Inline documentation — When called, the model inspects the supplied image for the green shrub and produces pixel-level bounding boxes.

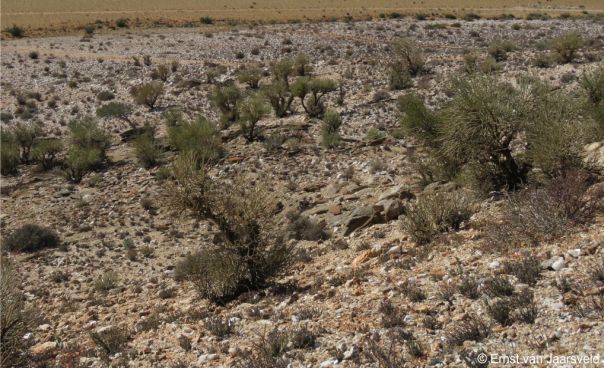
[68,117,111,157]
[162,107,184,127]
[321,110,342,148]
[5,24,24,38]
[4,224,60,252]
[167,117,223,164]
[291,77,337,118]
[402,191,474,245]
[533,52,555,68]
[581,65,604,135]
[487,40,516,61]
[97,91,115,101]
[551,31,584,63]
[397,94,441,146]
[262,81,294,117]
[238,66,263,89]
[84,24,95,35]
[132,127,160,168]
[1,131,20,175]
[64,146,103,183]
[239,93,270,141]
[271,59,294,83]
[13,122,42,163]
[364,128,386,142]
[170,156,292,303]
[463,13,481,21]
[293,53,312,76]
[1,261,38,367]
[94,271,119,292]
[479,56,501,74]
[132,82,163,109]
[200,16,213,24]
[211,84,242,124]
[388,62,413,90]
[32,138,63,170]
[151,64,170,82]
[96,102,132,125]
[116,18,129,28]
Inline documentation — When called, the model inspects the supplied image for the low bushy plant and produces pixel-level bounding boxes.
[4,224,60,252]
[1,131,20,175]
[132,82,163,109]
[291,77,337,118]
[132,126,160,168]
[64,146,103,183]
[211,84,242,124]
[238,66,263,89]
[402,190,474,245]
[32,138,63,170]
[321,110,342,148]
[397,94,440,146]
[262,81,294,117]
[167,116,223,164]
[239,93,270,141]
[551,31,584,63]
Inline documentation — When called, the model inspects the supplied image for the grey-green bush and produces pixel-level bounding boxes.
[239,93,270,141]
[167,116,223,165]
[4,224,60,252]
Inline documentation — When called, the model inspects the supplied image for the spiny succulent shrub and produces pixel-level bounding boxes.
[487,40,516,61]
[171,153,292,303]
[291,77,337,118]
[402,190,474,245]
[1,261,38,367]
[435,75,595,192]
[4,224,60,252]
[32,138,63,170]
[262,81,294,117]
[5,24,24,38]
[13,122,42,163]
[550,31,584,63]
[238,66,263,89]
[321,110,342,148]
[211,83,242,125]
[150,64,170,82]
[167,116,223,165]
[1,130,20,175]
[397,94,440,146]
[131,125,160,168]
[293,53,312,76]
[96,102,133,125]
[238,93,270,141]
[131,81,163,109]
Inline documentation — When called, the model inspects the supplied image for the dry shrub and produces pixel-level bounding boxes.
[1,261,39,367]
[171,152,292,303]
[485,170,602,249]
[402,190,475,245]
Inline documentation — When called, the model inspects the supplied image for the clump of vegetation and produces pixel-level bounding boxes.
[487,40,516,61]
[1,130,21,175]
[581,65,604,135]
[238,66,263,89]
[115,18,129,28]
[485,170,602,249]
[90,326,129,355]
[13,122,42,163]
[200,16,213,24]
[550,31,584,63]
[291,77,337,118]
[94,271,119,292]
[402,190,474,245]
[503,255,542,286]
[64,117,110,182]
[171,154,292,303]
[238,93,270,141]
[5,24,24,38]
[32,138,63,170]
[211,83,242,125]
[131,82,163,110]
[131,125,160,168]
[446,316,490,347]
[321,110,342,148]
[397,94,440,146]
[293,53,313,76]
[1,261,38,367]
[96,102,133,126]
[150,64,170,82]
[263,80,294,117]
[387,38,424,89]
[285,210,329,241]
[97,91,115,101]
[167,116,224,165]
[4,224,60,252]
